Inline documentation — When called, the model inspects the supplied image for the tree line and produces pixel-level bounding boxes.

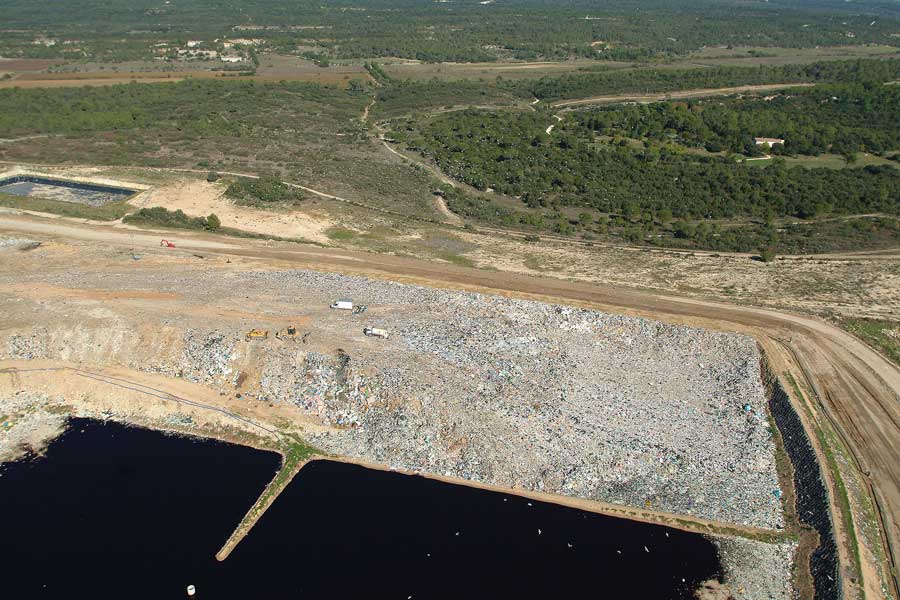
[524,58,900,101]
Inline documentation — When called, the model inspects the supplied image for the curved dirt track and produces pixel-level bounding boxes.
[2,214,900,594]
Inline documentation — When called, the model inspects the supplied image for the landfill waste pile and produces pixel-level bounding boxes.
[180,329,239,384]
[246,270,784,530]
[0,390,67,463]
[0,236,40,252]
[0,266,784,529]
[714,537,797,600]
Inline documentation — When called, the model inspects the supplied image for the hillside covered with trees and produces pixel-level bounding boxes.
[386,56,900,253]
[578,82,900,157]
[395,106,899,221]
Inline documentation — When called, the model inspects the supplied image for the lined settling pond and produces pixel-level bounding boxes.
[0,419,723,598]
[0,176,135,206]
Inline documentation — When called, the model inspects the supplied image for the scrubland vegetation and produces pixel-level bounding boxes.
[384,58,900,254]
[844,319,900,366]
[0,0,898,257]
[0,79,442,220]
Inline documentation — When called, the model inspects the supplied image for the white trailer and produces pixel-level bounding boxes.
[330,300,354,310]
[363,327,389,339]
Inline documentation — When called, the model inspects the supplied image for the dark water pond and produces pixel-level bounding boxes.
[0,418,722,598]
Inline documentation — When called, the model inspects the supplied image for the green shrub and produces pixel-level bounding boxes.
[123,206,209,230]
[326,227,356,241]
[226,176,303,208]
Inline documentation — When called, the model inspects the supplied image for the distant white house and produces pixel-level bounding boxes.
[754,137,785,147]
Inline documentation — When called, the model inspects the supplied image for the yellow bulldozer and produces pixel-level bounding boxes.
[245,329,269,342]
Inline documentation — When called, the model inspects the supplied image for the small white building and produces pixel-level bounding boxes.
[754,137,785,147]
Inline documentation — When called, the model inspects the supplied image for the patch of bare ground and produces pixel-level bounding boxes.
[432,194,463,226]
[0,58,64,72]
[460,232,900,321]
[130,178,334,244]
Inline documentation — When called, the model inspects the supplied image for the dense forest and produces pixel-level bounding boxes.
[393,107,899,222]
[2,0,900,63]
[577,82,900,156]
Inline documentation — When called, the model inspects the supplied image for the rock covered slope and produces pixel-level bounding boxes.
[250,271,783,530]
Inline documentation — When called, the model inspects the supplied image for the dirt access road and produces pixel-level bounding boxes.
[552,82,816,108]
[2,213,900,595]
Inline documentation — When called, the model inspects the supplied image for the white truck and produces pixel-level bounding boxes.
[363,327,389,339]
[330,300,353,310]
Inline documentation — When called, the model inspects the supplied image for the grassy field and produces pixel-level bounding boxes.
[380,59,626,82]
[843,318,900,366]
